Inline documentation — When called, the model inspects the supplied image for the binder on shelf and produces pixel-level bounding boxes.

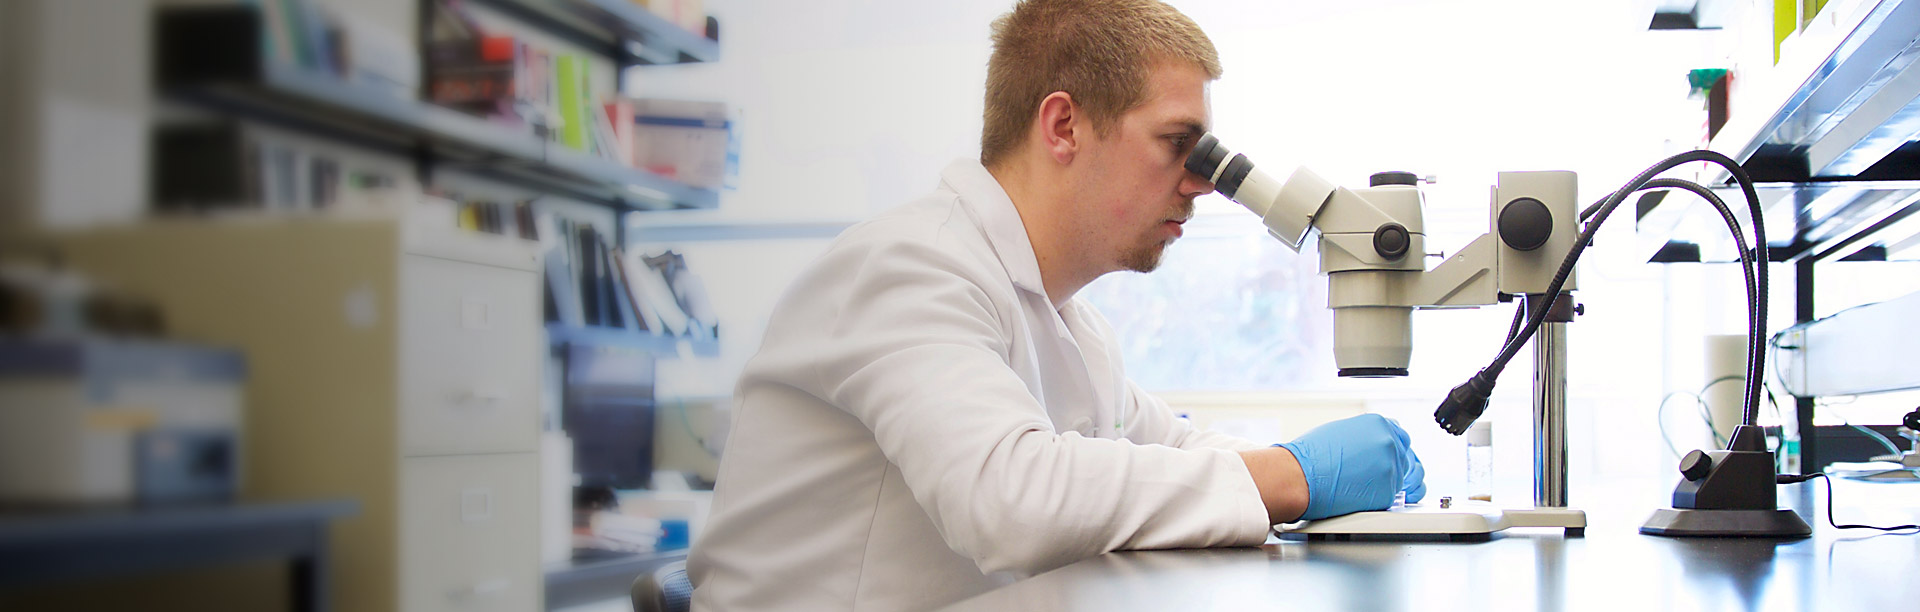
[611,249,665,335]
[543,216,587,326]
[574,223,602,325]
[645,250,718,338]
[543,255,585,327]
[604,100,636,166]
[593,232,624,329]
[554,54,590,152]
[625,251,691,336]
[602,242,643,332]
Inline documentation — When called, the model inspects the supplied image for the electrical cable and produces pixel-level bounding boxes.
[1439,150,1768,436]
[1655,390,1700,459]
[1848,423,1904,455]
[1820,400,1904,456]
[1774,472,1920,533]
[1654,374,1746,459]
[1504,299,1527,345]
[1698,374,1746,447]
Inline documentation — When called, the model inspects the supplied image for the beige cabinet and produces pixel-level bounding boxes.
[58,217,546,612]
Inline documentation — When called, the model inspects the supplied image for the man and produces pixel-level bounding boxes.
[690,1,1425,610]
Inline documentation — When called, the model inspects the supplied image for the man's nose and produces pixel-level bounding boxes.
[1180,171,1216,198]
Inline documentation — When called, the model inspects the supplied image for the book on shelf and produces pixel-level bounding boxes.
[604,101,637,167]
[590,102,625,164]
[428,35,518,113]
[610,249,665,334]
[573,222,601,325]
[554,54,590,152]
[643,250,718,338]
[536,214,585,327]
[625,251,691,336]
[544,255,586,327]
[531,213,713,343]
[594,231,625,329]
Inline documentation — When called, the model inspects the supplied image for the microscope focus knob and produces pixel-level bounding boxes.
[1498,197,1553,251]
[1679,449,1713,482]
[1373,223,1410,260]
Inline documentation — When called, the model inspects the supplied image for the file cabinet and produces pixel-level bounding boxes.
[58,216,546,612]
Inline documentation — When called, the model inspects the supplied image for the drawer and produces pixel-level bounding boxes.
[400,255,542,456]
[401,453,541,612]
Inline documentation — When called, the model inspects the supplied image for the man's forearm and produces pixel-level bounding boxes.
[1238,446,1310,524]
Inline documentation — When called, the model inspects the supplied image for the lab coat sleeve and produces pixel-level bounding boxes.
[806,231,1270,576]
[1121,381,1269,452]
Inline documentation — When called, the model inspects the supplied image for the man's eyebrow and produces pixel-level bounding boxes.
[1165,120,1207,136]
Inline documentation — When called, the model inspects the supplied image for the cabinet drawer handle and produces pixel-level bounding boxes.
[454,388,504,408]
[448,578,510,601]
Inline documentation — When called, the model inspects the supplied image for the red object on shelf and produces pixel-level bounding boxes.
[480,35,517,62]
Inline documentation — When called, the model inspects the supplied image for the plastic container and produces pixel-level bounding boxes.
[1466,421,1493,502]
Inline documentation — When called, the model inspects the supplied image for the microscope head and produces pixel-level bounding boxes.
[1186,133,1419,378]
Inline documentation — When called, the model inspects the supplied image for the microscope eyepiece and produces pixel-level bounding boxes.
[1184,133,1256,199]
[1185,133,1227,178]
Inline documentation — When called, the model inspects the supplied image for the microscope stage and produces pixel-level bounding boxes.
[1274,501,1585,541]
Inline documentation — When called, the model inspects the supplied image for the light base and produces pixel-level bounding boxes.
[1639,508,1811,538]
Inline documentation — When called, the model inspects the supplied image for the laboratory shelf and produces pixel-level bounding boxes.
[1638,0,1920,264]
[156,4,720,213]
[1630,0,1920,472]
[547,324,720,358]
[627,219,861,242]
[470,0,720,66]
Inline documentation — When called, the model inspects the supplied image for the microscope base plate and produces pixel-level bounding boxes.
[1274,502,1585,540]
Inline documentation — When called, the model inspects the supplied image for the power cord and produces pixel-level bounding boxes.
[1774,472,1920,533]
[1504,299,1526,345]
[1654,374,1748,458]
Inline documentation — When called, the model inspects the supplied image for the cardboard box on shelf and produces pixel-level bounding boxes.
[632,98,733,190]
[628,0,709,37]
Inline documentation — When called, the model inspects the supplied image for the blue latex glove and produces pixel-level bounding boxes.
[1277,414,1427,521]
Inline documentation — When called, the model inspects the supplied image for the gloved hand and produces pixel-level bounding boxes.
[1277,414,1426,521]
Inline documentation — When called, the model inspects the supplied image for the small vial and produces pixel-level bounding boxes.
[1466,420,1493,502]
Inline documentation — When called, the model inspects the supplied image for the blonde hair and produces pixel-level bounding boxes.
[981,0,1221,167]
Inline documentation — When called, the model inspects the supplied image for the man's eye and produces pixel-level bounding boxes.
[1170,135,1190,150]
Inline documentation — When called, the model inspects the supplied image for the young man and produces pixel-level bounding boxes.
[690,1,1425,610]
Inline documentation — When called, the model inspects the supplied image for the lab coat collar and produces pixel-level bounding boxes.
[939,159,1053,307]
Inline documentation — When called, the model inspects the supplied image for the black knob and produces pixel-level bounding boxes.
[1498,197,1553,251]
[1679,450,1713,482]
[1902,408,1919,431]
[1369,171,1419,187]
[1373,223,1410,260]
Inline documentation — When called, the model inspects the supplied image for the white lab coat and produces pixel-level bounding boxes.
[689,159,1271,612]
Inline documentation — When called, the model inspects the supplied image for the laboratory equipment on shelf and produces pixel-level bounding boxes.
[1186,134,1804,538]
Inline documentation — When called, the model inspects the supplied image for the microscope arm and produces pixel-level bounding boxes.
[1409,233,1499,308]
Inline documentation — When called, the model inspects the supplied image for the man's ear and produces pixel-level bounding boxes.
[1035,91,1079,165]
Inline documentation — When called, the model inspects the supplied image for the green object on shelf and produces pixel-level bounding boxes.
[1774,0,1795,64]
[556,54,589,151]
[1688,68,1729,97]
